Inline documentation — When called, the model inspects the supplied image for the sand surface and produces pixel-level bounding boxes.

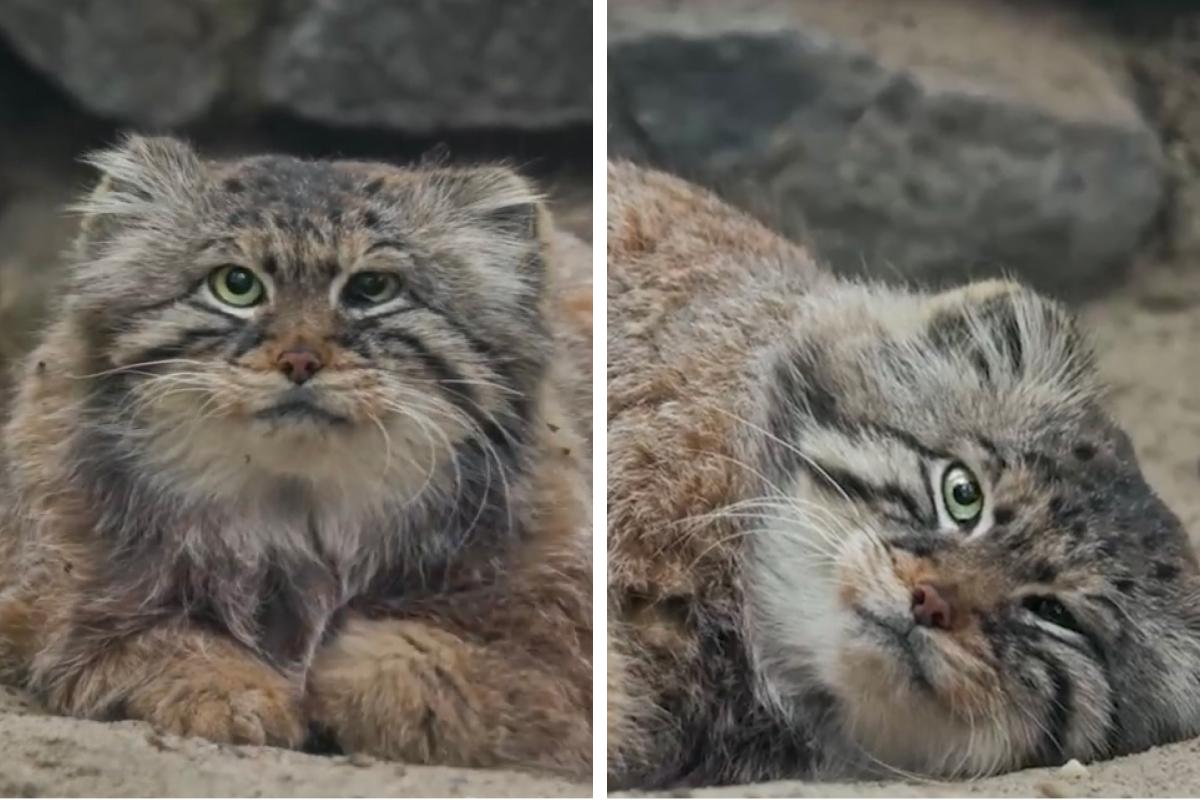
[0,684,590,798]
[645,736,1200,798]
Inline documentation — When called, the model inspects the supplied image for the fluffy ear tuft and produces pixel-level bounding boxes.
[922,278,1095,392]
[442,165,545,240]
[919,279,1028,323]
[72,134,203,258]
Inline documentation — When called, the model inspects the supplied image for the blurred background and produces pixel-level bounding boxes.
[0,0,592,389]
[609,0,1200,537]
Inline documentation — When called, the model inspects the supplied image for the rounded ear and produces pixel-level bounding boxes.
[434,166,555,291]
[440,165,545,240]
[920,278,1026,321]
[72,134,203,259]
[919,278,1094,389]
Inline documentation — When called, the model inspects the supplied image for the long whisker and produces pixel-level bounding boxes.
[66,358,212,380]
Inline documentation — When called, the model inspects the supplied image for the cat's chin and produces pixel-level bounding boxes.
[140,405,447,507]
[820,570,1036,779]
[252,398,352,428]
[749,532,1031,779]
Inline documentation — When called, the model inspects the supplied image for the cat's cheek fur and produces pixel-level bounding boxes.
[748,525,1024,777]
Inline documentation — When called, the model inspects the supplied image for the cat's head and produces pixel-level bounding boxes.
[62,135,549,503]
[746,279,1200,776]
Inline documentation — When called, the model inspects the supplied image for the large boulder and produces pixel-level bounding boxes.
[0,0,591,131]
[609,0,1165,294]
[259,0,592,131]
[0,0,252,127]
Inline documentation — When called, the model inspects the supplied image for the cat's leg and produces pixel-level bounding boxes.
[306,548,591,776]
[35,620,305,747]
[306,615,591,774]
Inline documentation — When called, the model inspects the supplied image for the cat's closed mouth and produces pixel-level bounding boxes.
[254,395,350,426]
[853,605,936,693]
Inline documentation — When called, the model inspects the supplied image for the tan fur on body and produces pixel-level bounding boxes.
[0,136,591,777]
[607,162,1200,789]
[607,161,824,782]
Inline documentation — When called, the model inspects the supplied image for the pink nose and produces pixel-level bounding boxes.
[277,348,323,385]
[911,582,954,630]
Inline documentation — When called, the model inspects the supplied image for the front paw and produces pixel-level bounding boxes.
[305,617,465,763]
[130,657,304,747]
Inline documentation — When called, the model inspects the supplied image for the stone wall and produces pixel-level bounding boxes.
[609,0,1173,295]
[0,0,592,131]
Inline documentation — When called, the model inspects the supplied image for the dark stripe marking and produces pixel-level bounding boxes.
[800,461,931,526]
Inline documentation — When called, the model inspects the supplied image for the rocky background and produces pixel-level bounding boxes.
[608,0,1200,534]
[0,0,592,392]
[0,2,592,797]
[609,0,1199,296]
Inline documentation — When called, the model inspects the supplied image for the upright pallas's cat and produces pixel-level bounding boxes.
[0,135,591,776]
[607,162,1200,789]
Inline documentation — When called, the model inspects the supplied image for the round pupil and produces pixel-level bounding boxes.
[951,479,979,506]
[225,268,255,295]
[358,275,386,295]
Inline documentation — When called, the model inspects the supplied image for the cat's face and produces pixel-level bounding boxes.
[747,280,1200,777]
[66,137,548,503]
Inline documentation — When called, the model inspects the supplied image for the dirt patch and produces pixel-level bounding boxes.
[0,686,588,797]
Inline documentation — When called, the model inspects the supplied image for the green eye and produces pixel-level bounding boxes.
[343,271,401,307]
[941,463,984,525]
[208,266,264,307]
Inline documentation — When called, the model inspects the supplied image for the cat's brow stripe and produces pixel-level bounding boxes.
[128,276,210,317]
[771,351,946,466]
[975,435,1007,467]
[794,457,931,526]
[365,239,408,255]
[862,421,944,462]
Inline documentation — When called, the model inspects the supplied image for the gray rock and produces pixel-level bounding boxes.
[0,0,255,127]
[609,3,1165,294]
[260,0,592,132]
[0,0,591,132]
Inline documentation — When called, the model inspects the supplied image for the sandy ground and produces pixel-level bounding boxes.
[639,736,1200,798]
[0,686,589,798]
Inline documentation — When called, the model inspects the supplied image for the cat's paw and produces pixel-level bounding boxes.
[131,657,304,747]
[304,617,464,762]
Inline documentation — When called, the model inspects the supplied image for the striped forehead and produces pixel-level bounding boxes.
[207,160,399,286]
[220,156,361,207]
[216,158,394,230]
[199,225,382,290]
